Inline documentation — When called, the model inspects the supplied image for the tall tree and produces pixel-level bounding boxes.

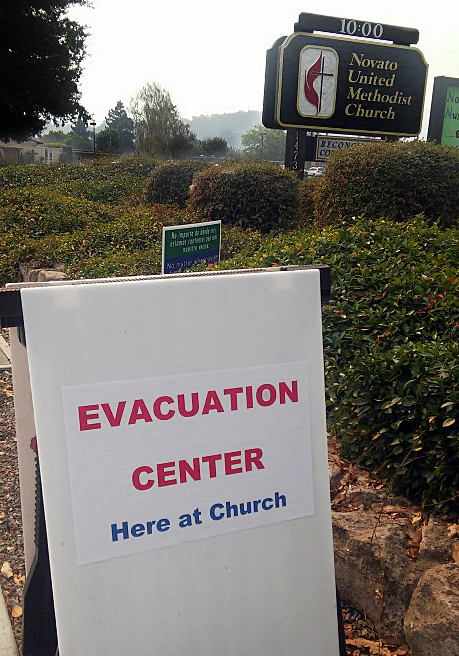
[105,101,134,153]
[66,119,92,150]
[40,129,68,144]
[241,126,286,162]
[201,137,228,157]
[130,83,194,159]
[0,0,90,142]
[95,127,119,153]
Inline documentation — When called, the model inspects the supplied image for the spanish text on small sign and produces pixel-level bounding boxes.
[162,220,221,274]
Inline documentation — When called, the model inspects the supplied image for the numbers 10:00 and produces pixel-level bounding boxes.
[340,19,384,39]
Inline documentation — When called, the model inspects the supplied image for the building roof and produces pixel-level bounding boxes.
[0,139,44,148]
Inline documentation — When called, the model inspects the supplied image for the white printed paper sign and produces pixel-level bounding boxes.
[62,361,313,565]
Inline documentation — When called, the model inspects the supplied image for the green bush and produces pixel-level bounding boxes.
[0,187,120,237]
[207,216,459,515]
[313,140,459,227]
[145,160,209,207]
[0,156,156,190]
[299,178,319,227]
[0,204,190,280]
[188,161,301,232]
[336,341,458,514]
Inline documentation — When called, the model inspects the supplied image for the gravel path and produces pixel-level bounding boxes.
[0,363,24,650]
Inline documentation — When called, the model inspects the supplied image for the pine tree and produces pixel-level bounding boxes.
[66,119,92,151]
[105,101,134,153]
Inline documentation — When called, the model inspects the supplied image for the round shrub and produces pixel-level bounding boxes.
[188,161,301,233]
[299,178,320,227]
[145,160,209,207]
[313,140,459,227]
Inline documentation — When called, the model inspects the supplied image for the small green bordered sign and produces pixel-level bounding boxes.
[162,221,221,274]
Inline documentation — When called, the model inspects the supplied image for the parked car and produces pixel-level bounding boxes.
[306,166,324,177]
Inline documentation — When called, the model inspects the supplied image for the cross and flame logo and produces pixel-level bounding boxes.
[298,46,338,118]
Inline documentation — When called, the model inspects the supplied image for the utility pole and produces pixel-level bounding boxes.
[90,121,96,155]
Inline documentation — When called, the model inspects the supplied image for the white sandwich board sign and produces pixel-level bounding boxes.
[9,268,340,656]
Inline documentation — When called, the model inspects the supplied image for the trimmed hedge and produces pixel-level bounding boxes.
[145,160,210,207]
[0,187,120,237]
[66,225,264,280]
[0,204,191,283]
[205,216,459,515]
[299,178,319,227]
[1,160,457,514]
[313,140,459,227]
[53,178,147,204]
[336,341,458,512]
[188,161,301,232]
[0,202,264,285]
[0,156,156,190]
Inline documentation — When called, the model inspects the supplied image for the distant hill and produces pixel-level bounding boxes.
[188,111,262,149]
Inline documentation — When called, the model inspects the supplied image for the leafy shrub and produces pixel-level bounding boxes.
[69,248,163,280]
[299,178,319,227]
[145,160,210,207]
[206,216,459,515]
[336,341,458,515]
[313,140,459,227]
[0,156,156,190]
[0,187,120,237]
[188,161,301,232]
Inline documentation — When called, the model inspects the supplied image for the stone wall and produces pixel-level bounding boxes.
[331,468,459,656]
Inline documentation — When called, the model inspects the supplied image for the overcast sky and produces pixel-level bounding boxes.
[69,0,459,137]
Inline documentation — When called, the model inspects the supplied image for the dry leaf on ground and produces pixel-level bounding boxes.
[1,560,13,578]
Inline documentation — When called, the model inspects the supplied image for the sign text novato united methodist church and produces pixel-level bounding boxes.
[345,52,413,120]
